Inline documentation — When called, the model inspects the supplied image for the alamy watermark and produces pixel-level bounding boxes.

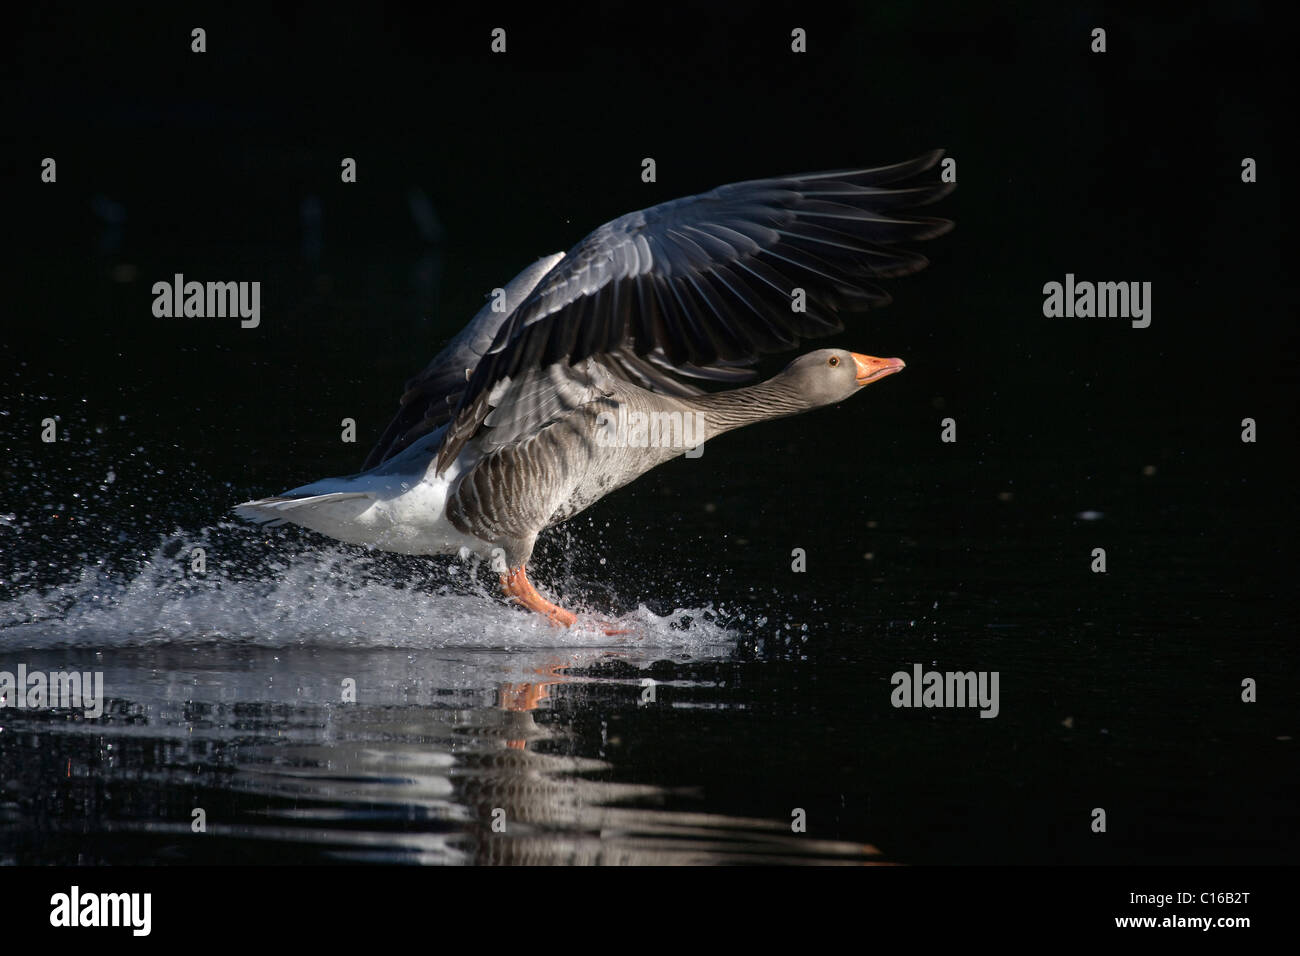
[0,664,104,718]
[595,407,705,457]
[890,663,999,718]
[151,273,261,328]
[50,886,150,936]
[1042,273,1151,328]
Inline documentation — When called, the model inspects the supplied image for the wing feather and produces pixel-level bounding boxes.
[405,151,951,473]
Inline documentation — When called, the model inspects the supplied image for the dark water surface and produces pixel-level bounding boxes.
[2,305,1293,863]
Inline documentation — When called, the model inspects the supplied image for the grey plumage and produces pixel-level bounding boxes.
[432,150,953,474]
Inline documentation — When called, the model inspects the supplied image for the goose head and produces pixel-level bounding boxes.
[780,348,906,408]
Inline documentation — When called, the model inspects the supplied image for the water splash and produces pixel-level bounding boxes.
[0,523,739,653]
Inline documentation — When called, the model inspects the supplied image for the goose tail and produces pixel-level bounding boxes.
[234,492,373,528]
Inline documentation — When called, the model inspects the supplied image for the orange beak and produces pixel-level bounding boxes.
[851,353,906,386]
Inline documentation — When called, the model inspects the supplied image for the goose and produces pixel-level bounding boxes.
[235,151,953,630]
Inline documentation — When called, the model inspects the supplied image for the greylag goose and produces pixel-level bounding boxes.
[236,151,952,629]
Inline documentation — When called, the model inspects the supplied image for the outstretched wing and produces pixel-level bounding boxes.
[434,150,953,474]
[361,253,564,470]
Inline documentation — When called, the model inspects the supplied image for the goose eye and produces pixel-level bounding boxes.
[828,356,840,367]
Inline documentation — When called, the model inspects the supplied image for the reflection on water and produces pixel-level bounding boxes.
[0,643,885,865]
[0,490,883,863]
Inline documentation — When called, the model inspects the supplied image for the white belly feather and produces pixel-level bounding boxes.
[234,436,487,558]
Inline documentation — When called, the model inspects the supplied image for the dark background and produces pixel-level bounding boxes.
[7,4,1291,471]
[2,3,1296,865]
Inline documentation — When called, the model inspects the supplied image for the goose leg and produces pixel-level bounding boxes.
[500,566,577,628]
[499,566,633,635]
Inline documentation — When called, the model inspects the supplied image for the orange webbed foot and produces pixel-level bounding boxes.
[500,566,577,628]
[499,567,634,635]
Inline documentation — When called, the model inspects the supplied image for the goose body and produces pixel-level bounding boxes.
[237,152,952,627]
